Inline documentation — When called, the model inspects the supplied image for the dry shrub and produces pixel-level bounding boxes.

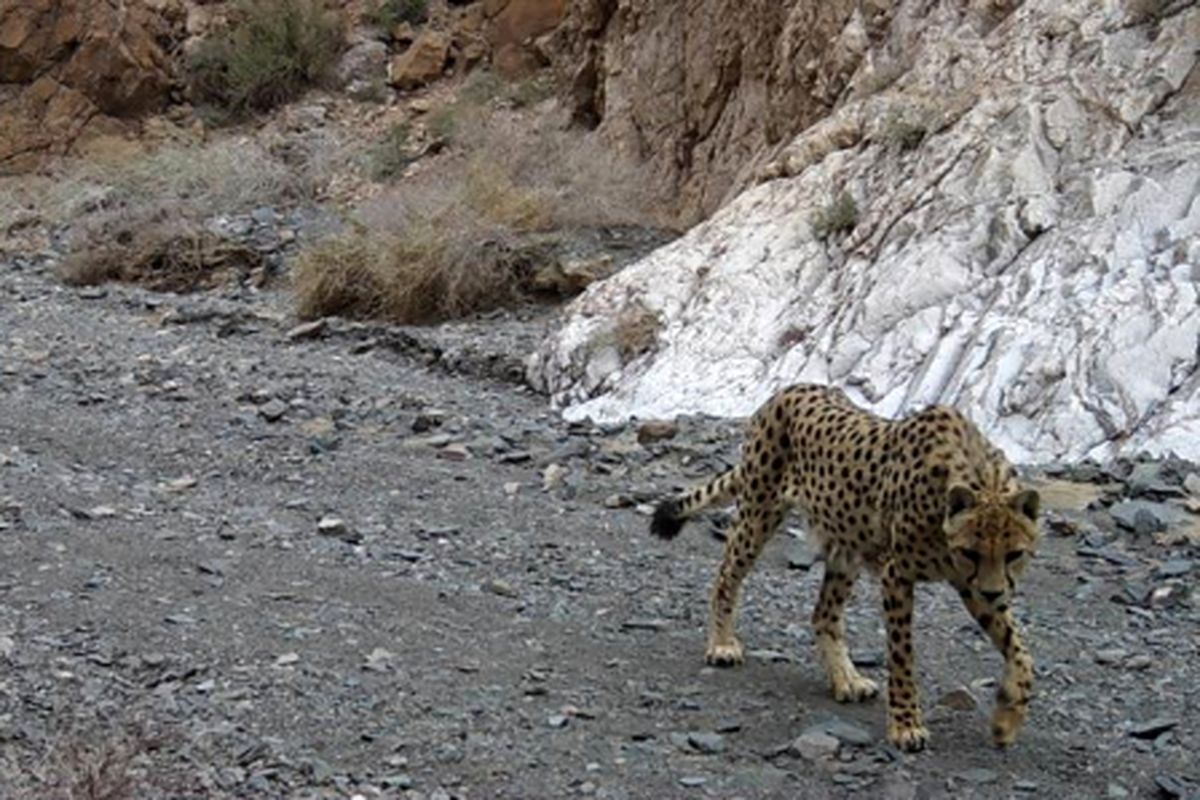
[613,301,662,362]
[583,300,663,363]
[292,224,526,323]
[292,80,673,324]
[5,137,328,233]
[58,216,265,292]
[188,0,344,115]
[811,191,858,240]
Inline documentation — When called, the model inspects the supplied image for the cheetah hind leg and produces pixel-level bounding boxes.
[812,555,878,702]
[706,506,780,667]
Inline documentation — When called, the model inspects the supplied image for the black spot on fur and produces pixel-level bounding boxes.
[650,499,686,540]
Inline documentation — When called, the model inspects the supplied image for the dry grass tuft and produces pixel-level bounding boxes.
[58,216,266,293]
[292,224,527,323]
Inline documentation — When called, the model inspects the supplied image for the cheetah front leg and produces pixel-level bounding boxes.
[706,506,781,666]
[958,589,1034,747]
[812,555,878,702]
[881,560,927,751]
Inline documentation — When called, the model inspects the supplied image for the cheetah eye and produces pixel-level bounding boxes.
[1004,550,1025,564]
[958,548,982,565]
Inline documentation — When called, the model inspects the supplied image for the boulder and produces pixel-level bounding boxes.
[0,0,176,172]
[388,30,451,90]
[529,2,1200,464]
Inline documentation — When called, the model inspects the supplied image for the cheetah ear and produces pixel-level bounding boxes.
[1009,489,1040,523]
[946,485,976,518]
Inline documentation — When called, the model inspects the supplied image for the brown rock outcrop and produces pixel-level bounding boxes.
[551,0,883,221]
[388,29,452,89]
[0,0,177,173]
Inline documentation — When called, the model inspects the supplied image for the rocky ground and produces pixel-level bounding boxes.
[0,248,1198,800]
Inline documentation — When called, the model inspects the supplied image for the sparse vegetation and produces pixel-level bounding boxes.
[880,110,928,151]
[365,121,415,180]
[363,0,428,29]
[811,192,859,240]
[187,0,344,115]
[612,302,663,362]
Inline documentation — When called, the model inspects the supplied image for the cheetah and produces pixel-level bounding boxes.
[651,383,1039,752]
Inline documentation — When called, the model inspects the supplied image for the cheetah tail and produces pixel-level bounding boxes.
[650,468,741,540]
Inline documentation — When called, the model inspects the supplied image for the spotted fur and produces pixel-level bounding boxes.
[651,383,1040,751]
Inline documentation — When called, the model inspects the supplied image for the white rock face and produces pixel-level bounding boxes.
[529,0,1200,463]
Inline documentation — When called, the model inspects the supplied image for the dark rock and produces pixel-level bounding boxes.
[686,731,726,754]
[1128,717,1179,739]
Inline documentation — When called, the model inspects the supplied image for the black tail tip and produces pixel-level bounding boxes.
[650,499,685,540]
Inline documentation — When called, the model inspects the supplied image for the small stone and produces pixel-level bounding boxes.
[437,442,471,461]
[503,482,521,496]
[1106,783,1129,799]
[1014,780,1040,793]
[1109,500,1173,535]
[381,774,413,790]
[814,718,872,747]
[547,714,569,728]
[603,494,634,509]
[1157,559,1193,577]
[286,319,326,340]
[1124,654,1152,671]
[259,399,288,422]
[686,731,726,754]
[275,652,300,667]
[621,618,666,631]
[483,579,518,598]
[163,475,198,492]
[936,687,978,711]
[788,542,819,570]
[412,410,446,433]
[1094,647,1128,665]
[791,730,840,760]
[1128,717,1178,739]
[637,420,678,444]
[955,768,998,784]
[542,463,569,491]
[87,505,118,519]
[364,648,394,672]
[678,776,707,788]
[318,516,362,543]
[0,635,15,659]
[1184,473,1200,497]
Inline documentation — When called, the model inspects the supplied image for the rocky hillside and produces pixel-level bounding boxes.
[531,0,1200,464]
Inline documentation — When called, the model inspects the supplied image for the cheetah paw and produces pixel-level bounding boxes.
[833,675,879,703]
[704,639,744,667]
[991,706,1025,747]
[887,723,929,752]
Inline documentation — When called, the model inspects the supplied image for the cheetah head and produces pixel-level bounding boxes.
[943,486,1039,606]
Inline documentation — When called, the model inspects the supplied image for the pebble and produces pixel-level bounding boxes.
[637,420,678,444]
[1094,647,1128,665]
[1128,717,1179,739]
[275,652,300,667]
[318,516,362,543]
[954,768,998,785]
[483,578,518,598]
[285,319,326,340]
[259,399,288,422]
[364,648,394,672]
[791,730,840,760]
[936,686,978,711]
[678,776,707,788]
[547,714,569,728]
[812,718,873,747]
[1014,780,1040,792]
[1158,559,1193,577]
[686,731,726,754]
[542,463,569,491]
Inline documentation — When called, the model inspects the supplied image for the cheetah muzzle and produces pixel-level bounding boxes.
[650,383,1040,752]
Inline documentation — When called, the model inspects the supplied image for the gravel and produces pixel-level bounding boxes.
[0,253,1197,797]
